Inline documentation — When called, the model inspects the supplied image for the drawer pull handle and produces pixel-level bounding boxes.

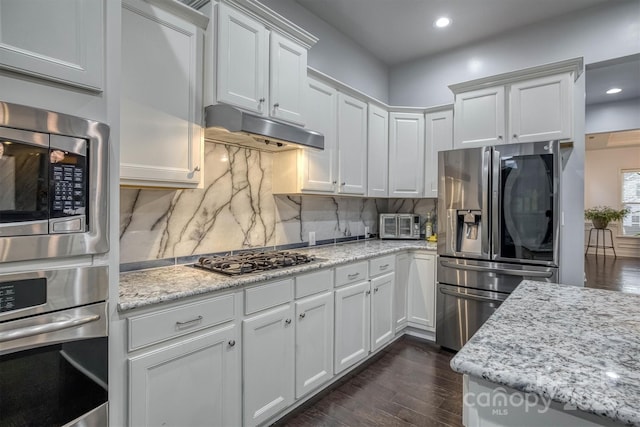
[379,264,389,269]
[228,340,236,347]
[299,313,306,319]
[285,319,292,325]
[347,272,360,279]
[175,315,203,328]
[366,290,371,295]
[374,287,379,293]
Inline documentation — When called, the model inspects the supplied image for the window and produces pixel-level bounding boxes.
[622,169,640,236]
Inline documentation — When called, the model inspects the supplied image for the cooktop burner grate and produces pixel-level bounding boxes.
[193,251,317,276]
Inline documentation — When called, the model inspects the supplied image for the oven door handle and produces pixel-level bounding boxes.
[439,260,554,278]
[0,314,100,343]
[439,287,508,303]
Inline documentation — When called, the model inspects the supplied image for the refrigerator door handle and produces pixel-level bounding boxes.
[439,286,508,303]
[439,260,554,278]
[491,148,501,259]
[481,149,491,258]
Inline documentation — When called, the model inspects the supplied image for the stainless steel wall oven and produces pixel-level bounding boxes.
[0,102,110,426]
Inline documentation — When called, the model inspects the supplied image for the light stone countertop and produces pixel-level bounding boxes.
[119,239,436,312]
[450,280,640,426]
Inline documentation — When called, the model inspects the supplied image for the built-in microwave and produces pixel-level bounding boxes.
[379,214,422,239]
[0,101,109,263]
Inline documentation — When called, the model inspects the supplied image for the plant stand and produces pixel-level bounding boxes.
[585,228,616,258]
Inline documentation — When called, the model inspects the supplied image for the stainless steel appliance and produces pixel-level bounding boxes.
[0,101,109,263]
[379,214,421,240]
[0,266,109,426]
[194,250,317,275]
[204,104,324,152]
[436,141,560,351]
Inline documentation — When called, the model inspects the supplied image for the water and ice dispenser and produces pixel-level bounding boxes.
[455,209,482,255]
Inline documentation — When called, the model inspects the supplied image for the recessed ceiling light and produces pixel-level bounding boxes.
[606,88,622,94]
[434,17,451,28]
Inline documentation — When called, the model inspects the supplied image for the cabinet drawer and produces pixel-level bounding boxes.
[245,279,294,315]
[335,262,368,287]
[295,269,333,299]
[369,255,395,277]
[128,293,235,351]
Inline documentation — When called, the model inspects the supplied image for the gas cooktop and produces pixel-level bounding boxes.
[193,250,317,276]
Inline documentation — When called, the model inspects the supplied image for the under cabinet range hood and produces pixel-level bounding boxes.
[204,104,324,152]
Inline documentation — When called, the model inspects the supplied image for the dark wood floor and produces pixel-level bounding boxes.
[274,336,462,427]
[584,254,640,294]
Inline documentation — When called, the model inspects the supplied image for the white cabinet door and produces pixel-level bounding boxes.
[407,253,436,330]
[389,112,425,197]
[394,253,410,332]
[295,291,334,399]
[334,281,370,373]
[269,32,307,125]
[424,109,453,198]
[367,104,389,197]
[243,304,294,427]
[509,73,572,143]
[337,93,368,195]
[300,77,337,193]
[129,324,240,427]
[121,0,203,188]
[370,272,395,352]
[454,86,505,148]
[0,0,103,91]
[217,3,268,114]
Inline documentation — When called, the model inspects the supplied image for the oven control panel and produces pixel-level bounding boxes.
[0,278,46,313]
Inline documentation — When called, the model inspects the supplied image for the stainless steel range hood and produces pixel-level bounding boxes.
[204,104,324,152]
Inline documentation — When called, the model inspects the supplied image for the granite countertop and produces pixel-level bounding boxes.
[451,280,640,426]
[119,239,436,312]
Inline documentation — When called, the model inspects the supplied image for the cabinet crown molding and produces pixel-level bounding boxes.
[449,57,584,94]
[146,0,210,28]
[221,0,318,48]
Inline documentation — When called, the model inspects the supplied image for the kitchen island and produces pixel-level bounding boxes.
[119,239,436,311]
[451,280,640,426]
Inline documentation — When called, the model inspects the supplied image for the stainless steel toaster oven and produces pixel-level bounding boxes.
[379,214,421,239]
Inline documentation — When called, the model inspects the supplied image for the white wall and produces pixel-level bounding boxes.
[259,0,389,103]
[585,146,640,208]
[389,0,640,107]
[586,98,640,134]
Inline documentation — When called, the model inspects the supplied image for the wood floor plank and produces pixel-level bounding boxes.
[274,337,463,426]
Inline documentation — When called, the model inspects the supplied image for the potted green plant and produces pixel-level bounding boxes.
[584,206,630,229]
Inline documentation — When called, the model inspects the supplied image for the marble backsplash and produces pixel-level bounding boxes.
[120,142,436,264]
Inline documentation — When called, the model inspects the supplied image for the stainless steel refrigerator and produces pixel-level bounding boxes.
[436,140,560,351]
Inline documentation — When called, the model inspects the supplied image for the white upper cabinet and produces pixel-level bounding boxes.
[453,86,505,149]
[215,2,310,125]
[120,0,205,188]
[337,93,368,195]
[367,104,389,197]
[509,73,572,143]
[269,32,307,125]
[217,3,268,114]
[0,0,104,91]
[388,112,425,198]
[424,109,453,198]
[452,59,581,149]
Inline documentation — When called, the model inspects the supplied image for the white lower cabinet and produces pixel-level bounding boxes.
[370,272,395,351]
[407,253,437,330]
[128,323,240,427]
[394,253,410,332]
[295,291,334,399]
[334,280,371,374]
[243,303,295,427]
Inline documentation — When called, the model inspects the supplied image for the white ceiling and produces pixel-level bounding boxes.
[586,130,640,150]
[294,0,611,66]
[585,55,640,105]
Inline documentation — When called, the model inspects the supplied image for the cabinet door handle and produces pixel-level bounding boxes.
[497,135,503,140]
[259,98,265,103]
[374,287,379,293]
[513,134,518,139]
[285,318,292,325]
[347,272,360,279]
[299,312,306,319]
[341,182,346,186]
[379,264,389,270]
[366,290,371,295]
[273,103,280,108]
[332,181,337,185]
[175,315,203,327]
[228,340,236,347]
[192,165,201,172]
